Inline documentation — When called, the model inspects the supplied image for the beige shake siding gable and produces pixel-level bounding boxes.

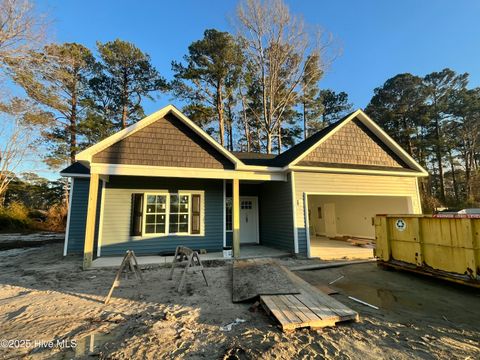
[298,119,409,169]
[92,113,235,169]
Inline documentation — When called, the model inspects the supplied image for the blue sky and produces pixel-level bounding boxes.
[23,0,480,178]
[37,0,480,110]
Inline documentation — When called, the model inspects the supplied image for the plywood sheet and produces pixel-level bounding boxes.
[261,266,359,331]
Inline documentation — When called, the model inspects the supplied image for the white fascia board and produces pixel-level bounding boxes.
[60,173,91,178]
[289,165,428,177]
[90,163,287,181]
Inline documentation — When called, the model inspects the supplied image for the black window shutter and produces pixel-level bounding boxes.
[131,193,144,236]
[191,194,201,234]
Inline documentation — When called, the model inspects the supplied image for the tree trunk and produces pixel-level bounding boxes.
[216,82,225,147]
[266,132,272,154]
[240,94,251,152]
[121,104,128,129]
[70,78,78,164]
[434,117,446,202]
[121,70,128,129]
[401,117,413,155]
[277,122,282,155]
[303,101,307,140]
[448,152,459,203]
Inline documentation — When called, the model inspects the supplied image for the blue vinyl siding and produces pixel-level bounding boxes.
[66,178,102,255]
[99,176,223,256]
[297,226,308,256]
[225,231,233,247]
[259,175,295,252]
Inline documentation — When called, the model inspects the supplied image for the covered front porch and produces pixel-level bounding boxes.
[90,244,291,269]
[80,172,295,269]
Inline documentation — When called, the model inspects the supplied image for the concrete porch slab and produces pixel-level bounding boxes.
[91,245,291,269]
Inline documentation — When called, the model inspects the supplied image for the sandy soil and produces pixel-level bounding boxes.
[0,243,478,360]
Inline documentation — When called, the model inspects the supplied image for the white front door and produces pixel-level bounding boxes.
[240,197,258,244]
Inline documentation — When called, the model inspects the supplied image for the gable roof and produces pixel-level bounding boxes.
[72,105,427,177]
[270,112,353,167]
[281,109,428,175]
[76,105,242,167]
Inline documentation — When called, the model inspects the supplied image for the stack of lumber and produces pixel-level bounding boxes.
[232,258,359,331]
[260,266,359,331]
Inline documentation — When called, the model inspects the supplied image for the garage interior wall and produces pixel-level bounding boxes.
[307,195,412,239]
[293,171,422,256]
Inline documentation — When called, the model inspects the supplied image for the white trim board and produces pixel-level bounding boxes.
[290,172,299,254]
[96,180,106,257]
[290,165,427,177]
[90,163,286,181]
[303,192,311,258]
[63,178,75,256]
[223,180,226,247]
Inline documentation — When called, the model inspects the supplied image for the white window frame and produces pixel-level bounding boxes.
[141,191,204,237]
[142,192,169,237]
[169,193,191,236]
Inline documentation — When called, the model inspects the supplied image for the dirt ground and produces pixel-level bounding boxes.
[0,243,478,360]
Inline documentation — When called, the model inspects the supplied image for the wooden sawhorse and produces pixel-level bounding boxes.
[104,250,143,304]
[168,246,208,292]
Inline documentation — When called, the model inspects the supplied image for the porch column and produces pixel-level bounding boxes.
[83,172,99,269]
[232,178,240,258]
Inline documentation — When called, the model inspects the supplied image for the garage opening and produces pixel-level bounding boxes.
[306,194,412,260]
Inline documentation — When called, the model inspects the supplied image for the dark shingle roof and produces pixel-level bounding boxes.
[233,112,354,168]
[60,162,90,176]
[233,152,277,166]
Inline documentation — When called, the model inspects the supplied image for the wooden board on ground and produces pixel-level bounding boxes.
[232,259,299,302]
[260,266,359,331]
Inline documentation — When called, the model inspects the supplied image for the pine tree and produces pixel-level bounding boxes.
[171,29,243,146]
[96,39,167,129]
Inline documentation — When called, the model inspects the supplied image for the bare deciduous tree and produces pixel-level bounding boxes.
[0,0,47,77]
[0,98,50,203]
[236,0,333,153]
[0,0,49,202]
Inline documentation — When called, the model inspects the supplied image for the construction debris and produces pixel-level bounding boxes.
[104,250,143,304]
[328,275,345,285]
[220,318,246,331]
[260,266,358,331]
[168,246,208,292]
[348,296,379,310]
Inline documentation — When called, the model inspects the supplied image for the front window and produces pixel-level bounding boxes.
[145,194,167,234]
[141,192,202,236]
[169,194,190,234]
